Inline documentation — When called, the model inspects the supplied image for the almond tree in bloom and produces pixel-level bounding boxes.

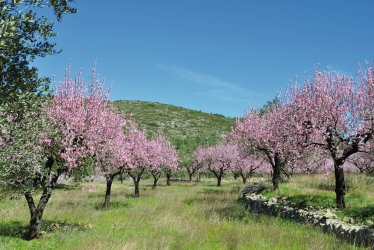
[233,155,269,184]
[124,124,150,197]
[194,143,239,186]
[92,110,129,209]
[233,105,302,190]
[47,66,131,209]
[189,147,208,181]
[0,66,118,239]
[163,144,179,186]
[193,146,214,181]
[149,134,179,187]
[286,65,374,208]
[147,136,164,188]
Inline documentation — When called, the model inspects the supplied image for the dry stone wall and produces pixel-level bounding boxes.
[242,183,374,248]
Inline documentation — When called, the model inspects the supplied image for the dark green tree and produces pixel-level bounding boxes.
[0,0,76,103]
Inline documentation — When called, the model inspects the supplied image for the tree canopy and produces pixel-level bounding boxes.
[0,0,76,103]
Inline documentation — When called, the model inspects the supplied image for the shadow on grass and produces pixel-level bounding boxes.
[88,191,128,199]
[0,219,91,240]
[342,204,374,222]
[0,221,27,238]
[200,186,240,195]
[213,203,249,221]
[200,189,227,195]
[285,194,335,208]
[53,183,81,190]
[94,200,130,210]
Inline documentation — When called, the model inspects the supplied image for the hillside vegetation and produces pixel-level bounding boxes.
[113,100,235,166]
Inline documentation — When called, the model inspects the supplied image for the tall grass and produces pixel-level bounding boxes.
[0,178,364,249]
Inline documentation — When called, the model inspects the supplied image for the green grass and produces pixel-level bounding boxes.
[261,174,374,223]
[0,178,364,249]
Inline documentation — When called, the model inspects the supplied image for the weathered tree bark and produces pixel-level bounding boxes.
[103,176,113,209]
[150,171,161,189]
[128,169,144,197]
[217,176,222,186]
[241,173,248,184]
[25,157,56,240]
[334,162,346,208]
[211,168,224,186]
[272,154,281,191]
[133,179,140,197]
[166,172,171,186]
[102,172,120,209]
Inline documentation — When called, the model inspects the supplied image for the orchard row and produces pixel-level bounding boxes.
[194,64,374,211]
[1,64,373,240]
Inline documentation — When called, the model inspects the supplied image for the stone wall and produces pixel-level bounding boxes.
[242,183,374,248]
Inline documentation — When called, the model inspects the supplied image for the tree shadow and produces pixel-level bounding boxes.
[199,189,227,195]
[0,221,27,239]
[285,194,334,208]
[200,186,240,196]
[213,203,249,222]
[53,183,81,190]
[94,200,130,210]
[0,219,92,240]
[343,204,374,223]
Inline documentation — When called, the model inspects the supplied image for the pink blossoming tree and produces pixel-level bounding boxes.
[233,155,269,184]
[233,104,303,190]
[150,134,178,187]
[124,124,150,197]
[194,143,239,186]
[285,65,374,208]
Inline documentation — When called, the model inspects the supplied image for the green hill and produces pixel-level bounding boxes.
[113,100,235,166]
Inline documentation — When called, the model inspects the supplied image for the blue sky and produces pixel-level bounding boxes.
[34,1,374,117]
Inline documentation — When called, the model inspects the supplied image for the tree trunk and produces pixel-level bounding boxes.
[188,171,193,181]
[151,171,161,189]
[25,157,54,240]
[28,205,43,239]
[25,186,52,240]
[242,175,247,184]
[103,175,113,209]
[217,176,222,186]
[128,169,144,197]
[134,179,140,197]
[233,172,238,180]
[334,162,346,208]
[120,173,123,184]
[102,172,120,209]
[166,172,171,186]
[272,156,281,191]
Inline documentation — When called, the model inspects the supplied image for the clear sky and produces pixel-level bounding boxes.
[34,0,374,117]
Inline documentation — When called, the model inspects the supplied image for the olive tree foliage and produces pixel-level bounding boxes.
[0,0,76,103]
[0,94,62,193]
[0,93,66,240]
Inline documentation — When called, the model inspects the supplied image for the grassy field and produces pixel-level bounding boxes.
[0,178,364,250]
[261,174,374,224]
